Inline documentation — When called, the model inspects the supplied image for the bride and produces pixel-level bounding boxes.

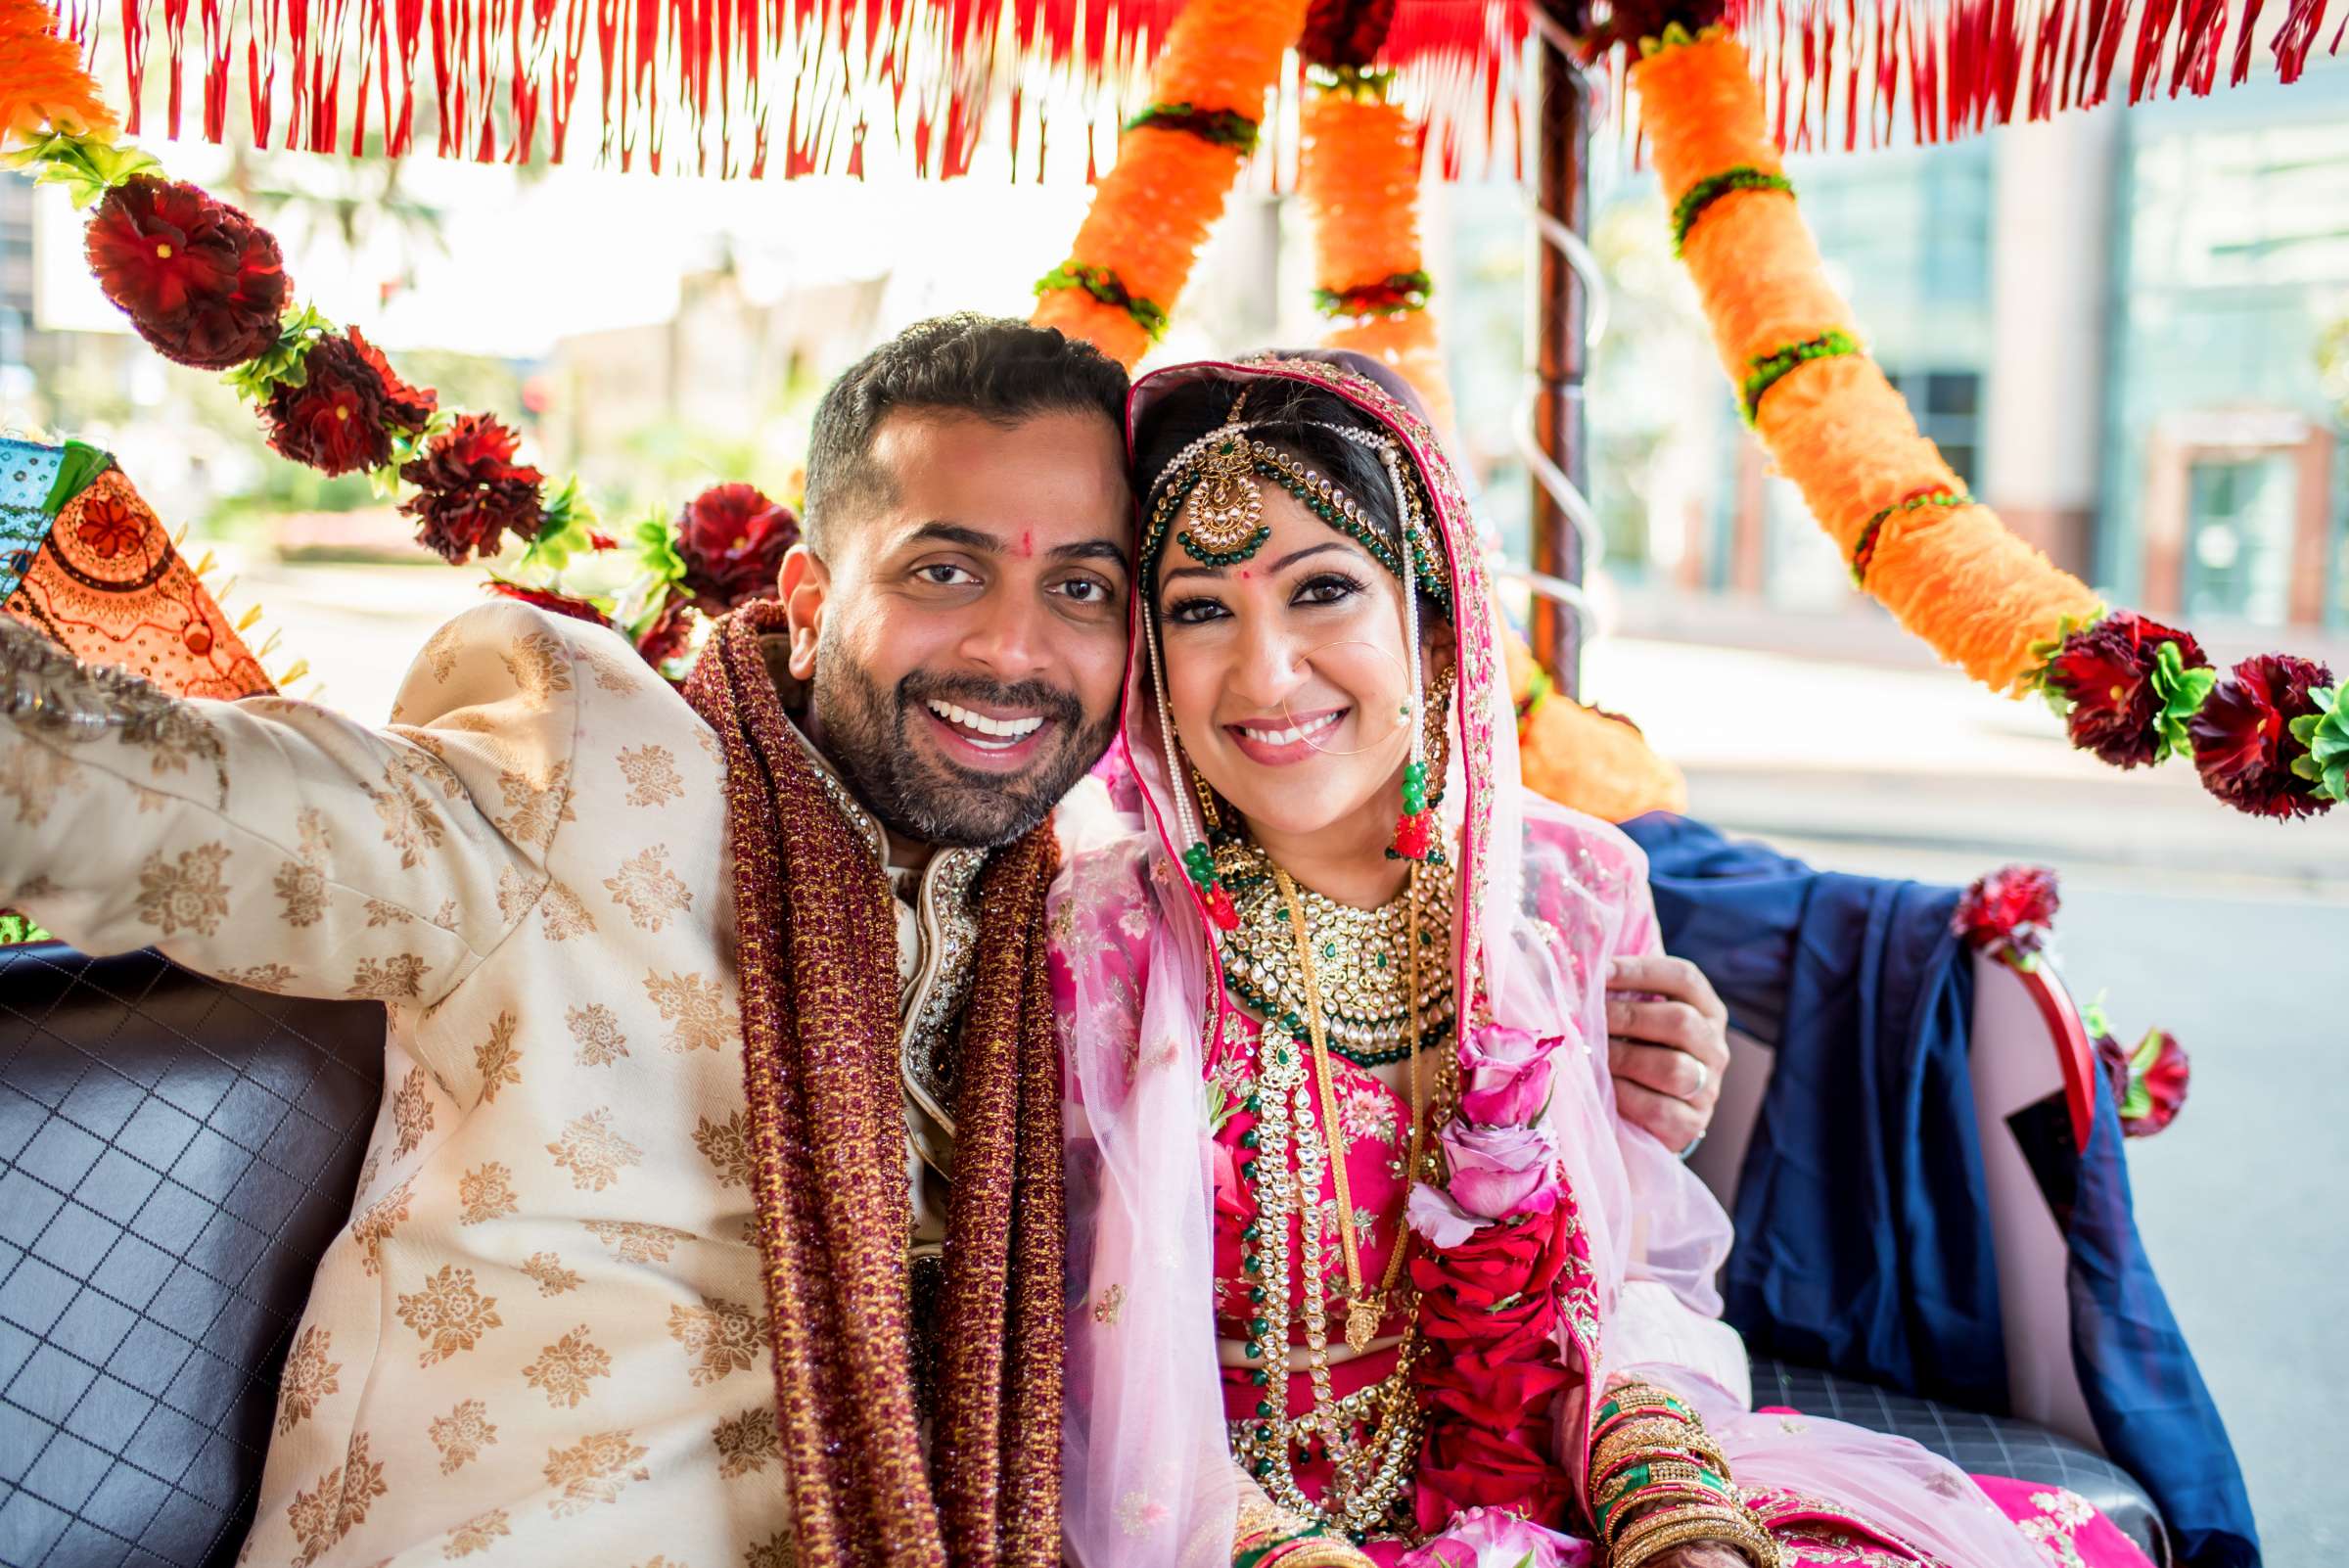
[1046,351,2158,1568]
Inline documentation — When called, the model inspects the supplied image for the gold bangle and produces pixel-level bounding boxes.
[1594,1383,1704,1432]
[1596,1459,1731,1511]
[1591,1420,1730,1485]
[1611,1505,1782,1568]
[1602,1488,1745,1548]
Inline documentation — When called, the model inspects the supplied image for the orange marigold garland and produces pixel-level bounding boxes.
[1630,25,2343,820]
[1031,0,1309,367]
[1299,71,1456,434]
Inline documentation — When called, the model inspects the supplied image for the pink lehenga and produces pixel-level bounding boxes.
[1046,351,2153,1568]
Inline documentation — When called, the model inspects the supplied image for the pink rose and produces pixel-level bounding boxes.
[1407,1180,1491,1249]
[1457,1025,1559,1126]
[1399,1505,1592,1568]
[1439,1120,1562,1220]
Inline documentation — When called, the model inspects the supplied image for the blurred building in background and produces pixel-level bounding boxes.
[1450,63,2349,636]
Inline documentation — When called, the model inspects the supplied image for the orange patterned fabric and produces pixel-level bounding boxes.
[5,466,274,700]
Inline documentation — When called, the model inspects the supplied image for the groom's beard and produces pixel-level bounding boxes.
[808,644,1117,851]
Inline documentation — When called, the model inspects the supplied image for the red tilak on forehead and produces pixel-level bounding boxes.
[1018,529,1035,558]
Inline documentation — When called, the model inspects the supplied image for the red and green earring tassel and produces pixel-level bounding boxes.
[1183,842,1241,931]
[1387,761,1440,862]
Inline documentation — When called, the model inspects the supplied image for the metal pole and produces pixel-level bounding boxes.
[1528,21,1591,697]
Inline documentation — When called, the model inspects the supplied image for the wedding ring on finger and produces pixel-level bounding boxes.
[1689,1056,1710,1099]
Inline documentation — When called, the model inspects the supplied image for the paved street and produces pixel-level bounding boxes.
[244,561,2345,1562]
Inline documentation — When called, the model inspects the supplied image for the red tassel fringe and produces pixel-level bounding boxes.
[48,0,2344,178]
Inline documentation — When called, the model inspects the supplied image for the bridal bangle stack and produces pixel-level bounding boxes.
[1589,1384,1785,1568]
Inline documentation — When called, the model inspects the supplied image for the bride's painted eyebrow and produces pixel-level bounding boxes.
[1158,541,1351,588]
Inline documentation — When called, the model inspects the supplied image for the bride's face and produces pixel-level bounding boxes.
[1155,483,1444,847]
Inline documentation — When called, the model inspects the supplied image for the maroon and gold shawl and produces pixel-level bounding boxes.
[684,604,1065,1568]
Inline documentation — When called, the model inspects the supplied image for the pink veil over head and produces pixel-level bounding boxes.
[1049,352,2044,1568]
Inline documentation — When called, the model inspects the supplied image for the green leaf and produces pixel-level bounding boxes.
[2147,639,2217,765]
[5,131,162,208]
[2288,685,2349,803]
[2120,1079,2153,1122]
[222,303,335,404]
[2080,997,2111,1039]
[631,512,688,587]
[518,477,596,574]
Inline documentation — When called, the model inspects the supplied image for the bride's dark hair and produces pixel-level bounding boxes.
[1131,372,1448,628]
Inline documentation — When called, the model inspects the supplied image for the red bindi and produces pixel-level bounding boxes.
[1017,529,1035,558]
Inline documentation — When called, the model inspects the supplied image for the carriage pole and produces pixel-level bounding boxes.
[1527,9,1591,697]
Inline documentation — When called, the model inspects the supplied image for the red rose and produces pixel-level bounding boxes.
[1413,1204,1573,1313]
[398,413,546,565]
[2189,653,2335,821]
[85,177,290,370]
[484,580,614,628]
[675,483,801,615]
[1418,1344,1578,1430]
[262,328,438,476]
[1413,1420,1575,1537]
[1952,864,2059,959]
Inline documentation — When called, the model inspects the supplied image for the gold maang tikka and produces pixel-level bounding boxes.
[1174,390,1273,566]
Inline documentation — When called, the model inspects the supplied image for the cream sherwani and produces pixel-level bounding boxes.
[0,602,990,1566]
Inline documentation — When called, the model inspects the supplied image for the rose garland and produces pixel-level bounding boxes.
[0,0,798,677]
[1404,1025,1590,1542]
[1030,0,1309,367]
[1628,24,2348,822]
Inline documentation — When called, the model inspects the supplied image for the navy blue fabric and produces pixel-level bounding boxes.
[1618,812,2005,1410]
[1619,811,2259,1568]
[2068,1082,2260,1567]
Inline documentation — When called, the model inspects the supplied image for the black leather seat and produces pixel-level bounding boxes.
[0,944,384,1568]
[0,945,2170,1567]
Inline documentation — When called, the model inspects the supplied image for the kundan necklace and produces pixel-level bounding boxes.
[1219,837,1456,1069]
[1226,853,1451,1538]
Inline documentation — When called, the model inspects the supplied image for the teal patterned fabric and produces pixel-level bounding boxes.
[0,437,65,604]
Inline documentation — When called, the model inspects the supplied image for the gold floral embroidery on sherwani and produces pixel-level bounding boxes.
[0,601,1030,1565]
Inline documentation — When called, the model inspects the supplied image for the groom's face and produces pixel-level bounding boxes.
[781,406,1131,850]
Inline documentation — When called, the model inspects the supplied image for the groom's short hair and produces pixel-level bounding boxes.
[802,313,1129,557]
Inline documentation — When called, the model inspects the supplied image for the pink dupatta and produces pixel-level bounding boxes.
[1048,352,2043,1568]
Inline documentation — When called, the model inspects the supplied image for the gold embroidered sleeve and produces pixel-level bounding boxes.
[0,602,590,1008]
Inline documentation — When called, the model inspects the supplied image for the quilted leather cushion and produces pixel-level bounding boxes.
[0,944,385,1568]
[1751,1358,2170,1564]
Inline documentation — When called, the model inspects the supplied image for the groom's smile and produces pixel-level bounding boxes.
[780,400,1132,851]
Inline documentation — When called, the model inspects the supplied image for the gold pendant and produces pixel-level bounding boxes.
[1344,1297,1382,1353]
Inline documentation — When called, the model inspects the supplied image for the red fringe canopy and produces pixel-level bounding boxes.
[44,0,2341,179]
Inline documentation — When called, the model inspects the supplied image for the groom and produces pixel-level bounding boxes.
[0,313,1727,1566]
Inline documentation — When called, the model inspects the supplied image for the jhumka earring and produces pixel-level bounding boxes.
[1420,664,1457,815]
[1374,445,1445,865]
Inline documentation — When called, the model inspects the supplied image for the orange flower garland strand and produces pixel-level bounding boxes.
[0,0,115,146]
[1031,0,1310,367]
[1632,32,2105,695]
[1300,84,1456,434]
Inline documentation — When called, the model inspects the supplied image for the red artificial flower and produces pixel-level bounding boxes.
[84,177,290,370]
[2092,1023,2190,1138]
[1417,1345,1579,1431]
[1391,810,1438,861]
[2188,653,2336,821]
[2045,612,2209,769]
[1200,883,1240,933]
[74,493,147,560]
[634,586,698,674]
[262,328,438,476]
[675,483,802,615]
[483,580,614,629]
[398,413,546,565]
[1952,864,2060,960]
